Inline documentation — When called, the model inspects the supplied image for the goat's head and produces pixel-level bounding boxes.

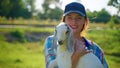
[53,22,74,52]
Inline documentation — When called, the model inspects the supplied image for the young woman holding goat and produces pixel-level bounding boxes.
[44,2,108,68]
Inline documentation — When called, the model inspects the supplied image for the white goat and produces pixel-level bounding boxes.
[49,22,104,68]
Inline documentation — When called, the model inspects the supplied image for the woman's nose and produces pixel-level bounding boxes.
[71,19,77,23]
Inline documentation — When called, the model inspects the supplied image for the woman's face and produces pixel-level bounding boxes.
[65,12,85,34]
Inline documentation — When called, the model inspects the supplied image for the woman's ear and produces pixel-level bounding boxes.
[62,16,65,22]
[81,24,85,32]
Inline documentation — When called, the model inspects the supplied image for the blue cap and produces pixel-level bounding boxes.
[63,2,86,17]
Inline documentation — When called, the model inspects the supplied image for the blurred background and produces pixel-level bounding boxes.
[0,0,120,68]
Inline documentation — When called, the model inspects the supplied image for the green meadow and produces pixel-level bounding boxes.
[0,22,120,68]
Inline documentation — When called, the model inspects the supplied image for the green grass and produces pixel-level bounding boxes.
[106,55,120,68]
[86,29,120,68]
[0,41,45,68]
[0,24,120,68]
[0,27,48,68]
[0,18,59,26]
[87,29,120,54]
[0,27,54,33]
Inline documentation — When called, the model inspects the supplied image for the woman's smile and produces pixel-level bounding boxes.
[70,25,78,29]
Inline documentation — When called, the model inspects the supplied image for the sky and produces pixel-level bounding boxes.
[35,0,117,15]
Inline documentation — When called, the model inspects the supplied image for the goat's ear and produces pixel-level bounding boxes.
[67,27,74,53]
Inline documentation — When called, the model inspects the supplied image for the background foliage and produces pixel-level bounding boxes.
[0,0,120,23]
[0,23,120,68]
[0,0,120,68]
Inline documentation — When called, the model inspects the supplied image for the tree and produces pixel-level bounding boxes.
[87,10,98,22]
[8,0,27,18]
[47,7,63,20]
[39,0,63,20]
[0,0,13,16]
[24,0,36,17]
[95,9,111,23]
[108,0,120,15]
[0,0,31,19]
[42,0,60,13]
[87,9,111,23]
[110,15,120,24]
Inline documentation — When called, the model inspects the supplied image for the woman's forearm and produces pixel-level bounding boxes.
[72,57,78,68]
[72,52,81,68]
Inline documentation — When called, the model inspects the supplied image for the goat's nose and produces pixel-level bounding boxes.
[58,41,63,45]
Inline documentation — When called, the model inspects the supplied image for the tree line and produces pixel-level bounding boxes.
[0,0,120,24]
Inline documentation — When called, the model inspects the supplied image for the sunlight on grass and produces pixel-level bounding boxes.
[0,41,46,68]
[106,55,120,68]
[0,27,54,33]
[0,23,120,68]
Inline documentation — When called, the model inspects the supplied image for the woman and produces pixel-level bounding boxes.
[44,2,108,68]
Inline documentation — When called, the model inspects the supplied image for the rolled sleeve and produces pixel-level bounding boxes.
[44,36,56,68]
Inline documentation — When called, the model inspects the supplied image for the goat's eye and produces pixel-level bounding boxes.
[55,29,57,34]
[55,30,57,32]
[66,30,69,34]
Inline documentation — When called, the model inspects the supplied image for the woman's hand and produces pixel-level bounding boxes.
[71,39,92,68]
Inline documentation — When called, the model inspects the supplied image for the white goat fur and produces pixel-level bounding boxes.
[49,22,104,68]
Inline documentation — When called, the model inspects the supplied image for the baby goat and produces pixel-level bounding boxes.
[49,22,104,68]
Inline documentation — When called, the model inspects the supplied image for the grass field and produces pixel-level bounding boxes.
[87,29,120,68]
[0,41,45,68]
[0,22,120,68]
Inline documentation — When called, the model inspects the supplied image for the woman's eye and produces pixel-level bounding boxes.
[77,17,82,20]
[68,17,72,19]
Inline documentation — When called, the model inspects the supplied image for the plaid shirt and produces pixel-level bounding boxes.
[44,35,108,68]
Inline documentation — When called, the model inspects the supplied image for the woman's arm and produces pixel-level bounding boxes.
[44,36,57,68]
[72,50,83,68]
[71,39,92,68]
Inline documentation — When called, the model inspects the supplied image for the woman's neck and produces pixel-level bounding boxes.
[73,33,82,40]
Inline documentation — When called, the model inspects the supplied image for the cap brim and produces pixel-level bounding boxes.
[63,10,85,17]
